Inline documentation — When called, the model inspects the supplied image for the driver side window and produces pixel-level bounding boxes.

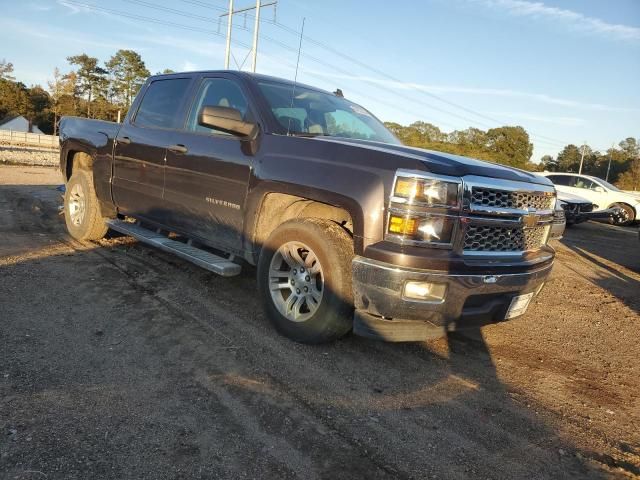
[187,78,249,135]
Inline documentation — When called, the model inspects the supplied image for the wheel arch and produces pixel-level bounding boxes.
[247,187,365,264]
[607,201,638,220]
[65,150,94,181]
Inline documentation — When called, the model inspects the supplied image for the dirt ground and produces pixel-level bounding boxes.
[1,165,638,480]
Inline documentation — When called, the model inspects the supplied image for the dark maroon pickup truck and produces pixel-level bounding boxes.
[59,71,556,343]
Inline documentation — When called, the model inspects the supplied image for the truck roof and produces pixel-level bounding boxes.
[149,70,334,97]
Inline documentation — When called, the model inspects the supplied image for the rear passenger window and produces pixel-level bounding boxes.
[134,78,191,129]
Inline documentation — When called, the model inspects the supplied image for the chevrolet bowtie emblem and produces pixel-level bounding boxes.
[522,209,539,228]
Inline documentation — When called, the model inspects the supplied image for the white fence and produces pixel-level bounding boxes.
[0,130,59,148]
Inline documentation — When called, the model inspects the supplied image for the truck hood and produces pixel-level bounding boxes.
[315,137,553,187]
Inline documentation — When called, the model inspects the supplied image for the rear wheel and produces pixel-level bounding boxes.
[257,218,354,343]
[610,203,635,226]
[64,169,109,241]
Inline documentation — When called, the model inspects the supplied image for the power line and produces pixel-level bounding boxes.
[60,0,224,37]
[177,1,574,148]
[124,0,216,23]
[111,0,504,133]
[120,0,571,148]
[59,0,592,152]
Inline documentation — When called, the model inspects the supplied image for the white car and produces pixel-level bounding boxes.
[540,172,640,226]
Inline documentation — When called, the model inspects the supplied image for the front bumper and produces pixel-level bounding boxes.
[352,256,553,342]
[567,207,618,224]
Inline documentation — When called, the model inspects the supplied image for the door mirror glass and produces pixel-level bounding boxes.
[198,105,257,138]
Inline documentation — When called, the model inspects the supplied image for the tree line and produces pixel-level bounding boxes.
[540,140,639,190]
[385,121,640,190]
[0,52,172,135]
[1,54,638,190]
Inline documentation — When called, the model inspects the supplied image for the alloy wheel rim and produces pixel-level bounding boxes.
[68,183,86,227]
[614,205,631,224]
[268,241,324,322]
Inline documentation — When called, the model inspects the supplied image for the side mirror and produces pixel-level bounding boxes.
[198,105,257,139]
[594,186,605,193]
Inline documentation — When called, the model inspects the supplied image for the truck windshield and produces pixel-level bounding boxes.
[258,80,400,144]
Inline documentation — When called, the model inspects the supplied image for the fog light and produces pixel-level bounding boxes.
[403,281,447,302]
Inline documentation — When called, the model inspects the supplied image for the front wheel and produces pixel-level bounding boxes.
[610,203,635,226]
[257,218,354,344]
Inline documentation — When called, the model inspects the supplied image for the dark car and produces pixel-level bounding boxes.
[59,71,557,343]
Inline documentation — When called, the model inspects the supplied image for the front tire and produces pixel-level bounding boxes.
[64,169,109,241]
[610,203,635,226]
[257,218,354,344]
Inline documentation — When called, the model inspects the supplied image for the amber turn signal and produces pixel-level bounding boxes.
[388,215,418,235]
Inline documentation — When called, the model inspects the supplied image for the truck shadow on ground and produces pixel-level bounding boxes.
[559,222,640,314]
[0,184,628,479]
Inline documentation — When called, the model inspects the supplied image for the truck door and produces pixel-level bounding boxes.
[112,77,193,223]
[163,76,255,251]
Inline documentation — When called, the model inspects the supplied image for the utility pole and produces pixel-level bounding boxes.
[578,141,586,174]
[224,0,234,69]
[251,0,261,72]
[605,142,615,182]
[220,0,277,72]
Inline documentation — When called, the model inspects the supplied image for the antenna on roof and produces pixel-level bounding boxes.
[287,17,305,136]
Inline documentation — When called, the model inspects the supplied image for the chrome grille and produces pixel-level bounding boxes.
[471,187,554,211]
[463,224,548,252]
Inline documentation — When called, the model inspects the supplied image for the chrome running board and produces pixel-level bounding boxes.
[106,219,241,277]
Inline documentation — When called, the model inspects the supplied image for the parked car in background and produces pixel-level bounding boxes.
[556,191,620,226]
[540,172,640,226]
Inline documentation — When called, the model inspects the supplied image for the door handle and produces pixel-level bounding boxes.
[117,136,131,145]
[168,144,188,154]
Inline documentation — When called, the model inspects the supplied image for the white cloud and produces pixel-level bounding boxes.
[182,60,199,71]
[301,70,639,113]
[472,0,640,42]
[57,0,93,15]
[28,3,53,11]
[0,17,140,51]
[126,34,226,59]
[57,1,151,30]
[483,112,586,127]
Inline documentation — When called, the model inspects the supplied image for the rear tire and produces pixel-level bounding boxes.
[257,218,354,344]
[64,169,109,241]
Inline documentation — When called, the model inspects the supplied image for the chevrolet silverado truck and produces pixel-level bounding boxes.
[59,71,557,343]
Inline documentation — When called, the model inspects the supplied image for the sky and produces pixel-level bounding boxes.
[1,0,639,161]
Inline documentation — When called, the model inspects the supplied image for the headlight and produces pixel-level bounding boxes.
[393,175,461,208]
[386,171,462,247]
